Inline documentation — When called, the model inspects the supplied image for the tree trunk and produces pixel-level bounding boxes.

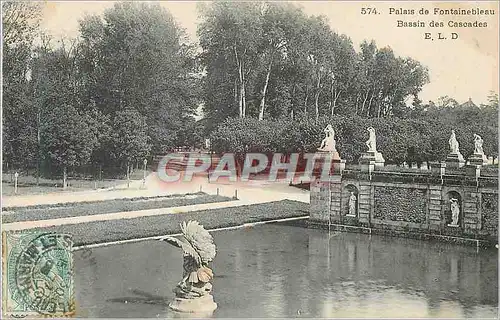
[332,88,341,116]
[238,67,244,118]
[314,74,321,120]
[241,50,247,118]
[258,60,273,120]
[234,45,244,118]
[314,93,320,120]
[234,78,238,106]
[63,167,67,190]
[354,93,361,115]
[304,90,309,116]
[37,109,41,186]
[328,84,334,116]
[127,163,131,188]
[241,80,246,118]
[367,90,376,117]
[377,91,388,118]
[383,95,394,117]
[361,91,369,115]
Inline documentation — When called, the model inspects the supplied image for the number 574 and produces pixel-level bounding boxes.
[361,7,378,15]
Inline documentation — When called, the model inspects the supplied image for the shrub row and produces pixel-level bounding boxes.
[210,115,498,165]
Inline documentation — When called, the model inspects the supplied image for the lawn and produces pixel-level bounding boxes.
[2,192,233,223]
[15,200,309,246]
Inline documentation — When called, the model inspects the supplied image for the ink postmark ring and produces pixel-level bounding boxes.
[4,232,75,317]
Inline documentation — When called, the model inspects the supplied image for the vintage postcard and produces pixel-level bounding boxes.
[1,0,498,318]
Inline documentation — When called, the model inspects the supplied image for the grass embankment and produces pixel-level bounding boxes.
[20,200,309,246]
[2,192,232,223]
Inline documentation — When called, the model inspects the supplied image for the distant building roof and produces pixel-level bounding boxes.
[460,98,478,108]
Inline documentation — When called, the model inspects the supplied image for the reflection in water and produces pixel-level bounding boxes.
[450,256,458,286]
[74,224,498,318]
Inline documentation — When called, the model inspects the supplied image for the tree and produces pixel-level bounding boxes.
[198,1,263,120]
[2,1,43,173]
[256,3,290,120]
[325,34,357,116]
[107,107,151,185]
[41,104,97,188]
[353,41,429,118]
[2,1,42,47]
[78,2,199,156]
[198,2,430,129]
[422,93,499,158]
[28,37,100,187]
[176,117,205,150]
[302,16,332,120]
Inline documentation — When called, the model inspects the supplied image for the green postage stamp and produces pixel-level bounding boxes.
[2,231,75,318]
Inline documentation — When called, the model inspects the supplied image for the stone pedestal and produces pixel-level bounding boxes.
[469,153,488,166]
[374,152,385,167]
[465,164,481,178]
[359,151,385,169]
[446,152,465,168]
[169,294,217,314]
[430,161,446,176]
[314,151,345,175]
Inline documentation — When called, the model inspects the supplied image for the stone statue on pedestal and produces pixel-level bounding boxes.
[474,134,484,154]
[366,127,377,152]
[318,124,337,153]
[449,130,460,154]
[469,133,488,165]
[449,198,460,226]
[358,127,384,168]
[348,192,357,216]
[161,221,217,314]
[446,130,465,167]
[315,124,345,174]
[474,134,488,163]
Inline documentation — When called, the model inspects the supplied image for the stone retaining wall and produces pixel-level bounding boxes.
[309,170,498,247]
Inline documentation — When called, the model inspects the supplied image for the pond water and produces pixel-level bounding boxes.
[75,223,498,318]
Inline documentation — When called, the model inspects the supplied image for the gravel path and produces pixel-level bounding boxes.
[18,200,308,246]
[2,194,232,223]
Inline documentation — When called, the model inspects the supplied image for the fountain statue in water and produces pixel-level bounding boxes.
[160,221,217,315]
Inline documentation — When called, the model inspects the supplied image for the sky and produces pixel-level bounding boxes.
[39,1,499,105]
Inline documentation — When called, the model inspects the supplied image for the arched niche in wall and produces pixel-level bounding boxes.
[444,190,462,227]
[343,184,359,217]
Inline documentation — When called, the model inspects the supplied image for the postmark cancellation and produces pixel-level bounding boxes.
[2,231,75,318]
